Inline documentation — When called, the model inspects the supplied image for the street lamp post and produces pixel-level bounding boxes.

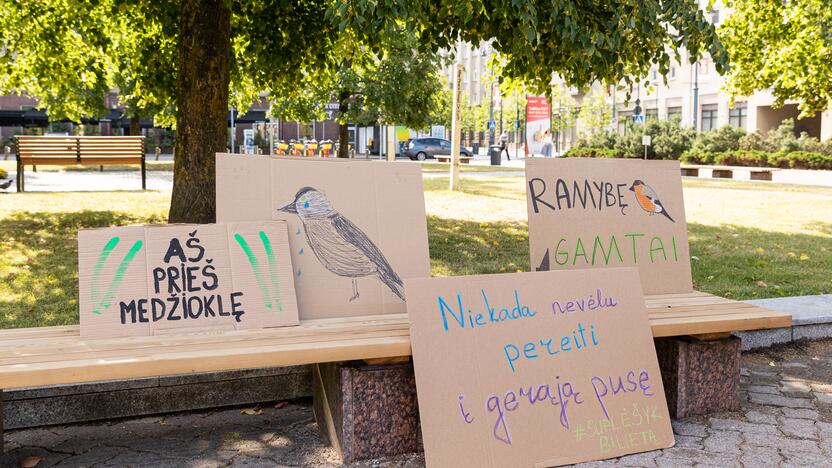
[692,58,699,131]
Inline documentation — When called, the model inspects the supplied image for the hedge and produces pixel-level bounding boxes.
[563,147,625,159]
[680,149,832,170]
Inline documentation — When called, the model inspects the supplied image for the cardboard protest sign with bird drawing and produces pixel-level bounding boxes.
[216,154,430,320]
[525,158,692,294]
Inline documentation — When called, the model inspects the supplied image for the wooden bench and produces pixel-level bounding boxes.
[434,155,472,164]
[0,292,790,456]
[15,136,146,192]
[680,164,778,181]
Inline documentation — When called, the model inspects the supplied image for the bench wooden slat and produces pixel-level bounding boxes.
[0,291,791,390]
[650,312,790,338]
[0,336,413,390]
[0,318,412,363]
[18,158,80,165]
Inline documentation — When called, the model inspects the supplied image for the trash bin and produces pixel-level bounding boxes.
[489,145,502,166]
[472,143,480,156]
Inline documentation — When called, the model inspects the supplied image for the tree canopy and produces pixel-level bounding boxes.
[271,26,444,156]
[720,0,832,117]
[334,0,728,94]
[1,0,728,222]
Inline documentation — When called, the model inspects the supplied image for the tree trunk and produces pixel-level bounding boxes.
[168,0,231,223]
[337,90,350,158]
[129,116,141,136]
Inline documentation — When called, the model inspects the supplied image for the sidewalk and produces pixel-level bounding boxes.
[5,339,832,467]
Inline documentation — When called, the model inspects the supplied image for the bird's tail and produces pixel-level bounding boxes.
[661,209,675,223]
[379,269,405,301]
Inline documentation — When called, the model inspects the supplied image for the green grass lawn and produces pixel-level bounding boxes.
[1,175,830,329]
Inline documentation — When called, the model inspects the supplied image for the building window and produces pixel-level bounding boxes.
[646,108,658,120]
[729,105,747,129]
[667,106,682,122]
[700,104,718,132]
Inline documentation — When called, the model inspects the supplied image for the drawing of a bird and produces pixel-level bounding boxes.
[628,180,675,222]
[278,187,405,302]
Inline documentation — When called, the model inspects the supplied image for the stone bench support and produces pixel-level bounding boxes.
[313,361,421,464]
[654,336,741,418]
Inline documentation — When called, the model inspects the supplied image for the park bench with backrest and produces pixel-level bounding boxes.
[680,164,778,181]
[0,156,792,463]
[14,135,146,192]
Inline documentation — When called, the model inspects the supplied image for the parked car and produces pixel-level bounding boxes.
[404,137,473,161]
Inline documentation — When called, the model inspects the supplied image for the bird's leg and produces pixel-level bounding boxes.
[349,278,360,302]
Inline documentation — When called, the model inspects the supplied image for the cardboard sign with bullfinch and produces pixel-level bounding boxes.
[525,158,692,295]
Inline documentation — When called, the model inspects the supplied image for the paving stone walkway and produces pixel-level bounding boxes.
[4,339,832,467]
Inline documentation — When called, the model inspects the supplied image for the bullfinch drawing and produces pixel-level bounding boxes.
[278,187,405,302]
[628,180,675,222]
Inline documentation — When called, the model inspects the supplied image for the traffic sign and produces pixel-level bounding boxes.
[488,120,496,130]
[633,115,645,124]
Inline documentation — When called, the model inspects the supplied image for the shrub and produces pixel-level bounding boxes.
[573,119,693,160]
[680,150,716,165]
[738,131,769,151]
[574,131,619,149]
[786,151,832,170]
[648,119,696,160]
[564,147,624,158]
[766,119,800,152]
[714,150,770,167]
[692,125,745,153]
[0,167,7,179]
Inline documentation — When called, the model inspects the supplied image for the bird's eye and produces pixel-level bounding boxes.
[304,201,310,209]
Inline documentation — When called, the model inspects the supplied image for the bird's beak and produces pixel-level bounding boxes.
[278,202,297,214]
[628,184,635,192]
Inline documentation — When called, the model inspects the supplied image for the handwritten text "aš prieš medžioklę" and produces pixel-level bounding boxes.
[119,231,246,325]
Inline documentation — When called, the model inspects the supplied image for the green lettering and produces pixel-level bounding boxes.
[649,236,667,262]
[624,232,645,263]
[592,235,624,265]
[573,237,589,265]
[555,238,569,266]
[671,235,679,261]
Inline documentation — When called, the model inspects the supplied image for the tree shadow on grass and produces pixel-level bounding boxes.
[428,215,530,276]
[0,210,165,329]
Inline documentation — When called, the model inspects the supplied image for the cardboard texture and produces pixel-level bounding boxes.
[405,268,674,467]
[216,154,430,320]
[78,221,299,338]
[525,158,692,295]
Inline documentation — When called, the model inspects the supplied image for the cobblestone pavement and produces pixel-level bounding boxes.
[4,339,832,467]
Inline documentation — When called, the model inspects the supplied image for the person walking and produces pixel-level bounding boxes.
[541,129,553,157]
[499,131,510,160]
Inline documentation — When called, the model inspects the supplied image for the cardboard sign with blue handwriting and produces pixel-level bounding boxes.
[405,268,673,467]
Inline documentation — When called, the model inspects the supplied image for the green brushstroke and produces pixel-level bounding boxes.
[234,233,273,309]
[259,230,283,311]
[91,237,121,313]
[94,240,143,314]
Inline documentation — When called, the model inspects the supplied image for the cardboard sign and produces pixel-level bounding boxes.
[78,221,299,338]
[406,268,674,467]
[215,154,430,320]
[526,158,692,295]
